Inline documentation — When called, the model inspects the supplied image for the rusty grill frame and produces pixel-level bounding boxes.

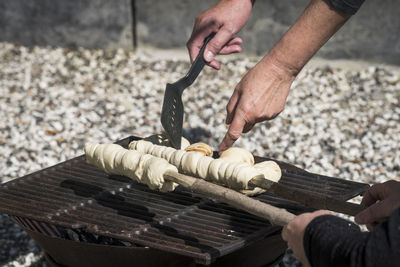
[0,136,369,265]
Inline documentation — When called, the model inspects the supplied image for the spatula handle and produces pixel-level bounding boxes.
[181,32,216,89]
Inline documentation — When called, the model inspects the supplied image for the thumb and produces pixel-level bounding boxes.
[204,27,235,62]
[355,200,391,225]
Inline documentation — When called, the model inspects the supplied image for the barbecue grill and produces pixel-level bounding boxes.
[0,136,369,266]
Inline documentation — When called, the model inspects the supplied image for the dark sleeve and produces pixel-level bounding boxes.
[324,0,365,15]
[303,208,400,267]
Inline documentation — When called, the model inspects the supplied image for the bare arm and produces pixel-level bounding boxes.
[268,0,351,76]
[220,0,351,151]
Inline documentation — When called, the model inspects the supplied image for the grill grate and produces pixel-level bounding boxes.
[0,136,369,264]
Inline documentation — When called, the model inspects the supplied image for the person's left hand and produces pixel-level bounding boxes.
[355,180,400,230]
[282,210,331,267]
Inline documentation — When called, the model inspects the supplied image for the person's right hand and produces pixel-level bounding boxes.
[355,180,400,230]
[218,56,296,153]
[186,0,254,70]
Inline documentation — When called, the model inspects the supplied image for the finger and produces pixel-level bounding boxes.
[219,112,246,153]
[226,90,240,125]
[204,27,235,62]
[187,25,216,63]
[226,37,243,46]
[360,183,386,207]
[218,37,243,55]
[208,59,221,70]
[355,200,392,225]
[281,225,289,241]
[219,44,242,55]
[313,210,332,216]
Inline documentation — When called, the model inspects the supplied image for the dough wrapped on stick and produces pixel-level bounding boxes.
[84,143,179,192]
[218,147,281,195]
[181,152,204,175]
[219,147,281,182]
[128,140,282,196]
[87,144,296,225]
[253,161,281,183]
[196,156,213,178]
[130,140,213,177]
[220,147,255,165]
[185,142,213,156]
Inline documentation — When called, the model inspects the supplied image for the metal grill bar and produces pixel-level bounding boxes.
[0,136,369,264]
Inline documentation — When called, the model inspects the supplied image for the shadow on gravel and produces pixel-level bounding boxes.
[183,127,212,143]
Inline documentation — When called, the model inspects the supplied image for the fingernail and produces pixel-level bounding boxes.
[205,51,214,62]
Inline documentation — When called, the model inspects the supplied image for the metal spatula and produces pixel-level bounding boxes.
[161,33,215,149]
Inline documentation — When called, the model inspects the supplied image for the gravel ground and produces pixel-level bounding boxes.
[0,42,399,266]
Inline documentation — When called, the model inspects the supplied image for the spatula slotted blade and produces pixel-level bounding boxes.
[160,33,215,149]
[161,83,184,149]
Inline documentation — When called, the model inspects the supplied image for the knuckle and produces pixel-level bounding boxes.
[279,102,286,111]
[208,40,222,52]
[285,224,293,233]
[186,40,192,49]
[227,130,241,141]
[240,102,254,116]
[267,103,285,118]
[369,183,379,192]
[265,112,276,120]
[265,108,282,120]
[194,14,204,22]
[223,23,235,35]
[241,103,251,113]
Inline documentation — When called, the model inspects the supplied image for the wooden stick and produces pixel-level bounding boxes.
[249,175,365,216]
[164,170,296,226]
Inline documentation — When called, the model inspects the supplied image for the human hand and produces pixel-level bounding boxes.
[186,0,254,69]
[282,210,331,267]
[355,180,400,230]
[219,56,296,153]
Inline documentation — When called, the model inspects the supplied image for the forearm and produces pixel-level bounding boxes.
[304,208,400,267]
[262,0,351,76]
[304,215,368,267]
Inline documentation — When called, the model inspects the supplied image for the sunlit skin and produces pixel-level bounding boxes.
[187,0,350,153]
[187,0,400,265]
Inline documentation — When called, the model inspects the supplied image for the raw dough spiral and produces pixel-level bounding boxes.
[220,147,255,165]
[85,143,178,192]
[128,140,281,194]
[185,142,213,156]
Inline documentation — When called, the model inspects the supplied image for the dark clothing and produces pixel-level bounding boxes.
[325,0,365,14]
[303,208,400,267]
